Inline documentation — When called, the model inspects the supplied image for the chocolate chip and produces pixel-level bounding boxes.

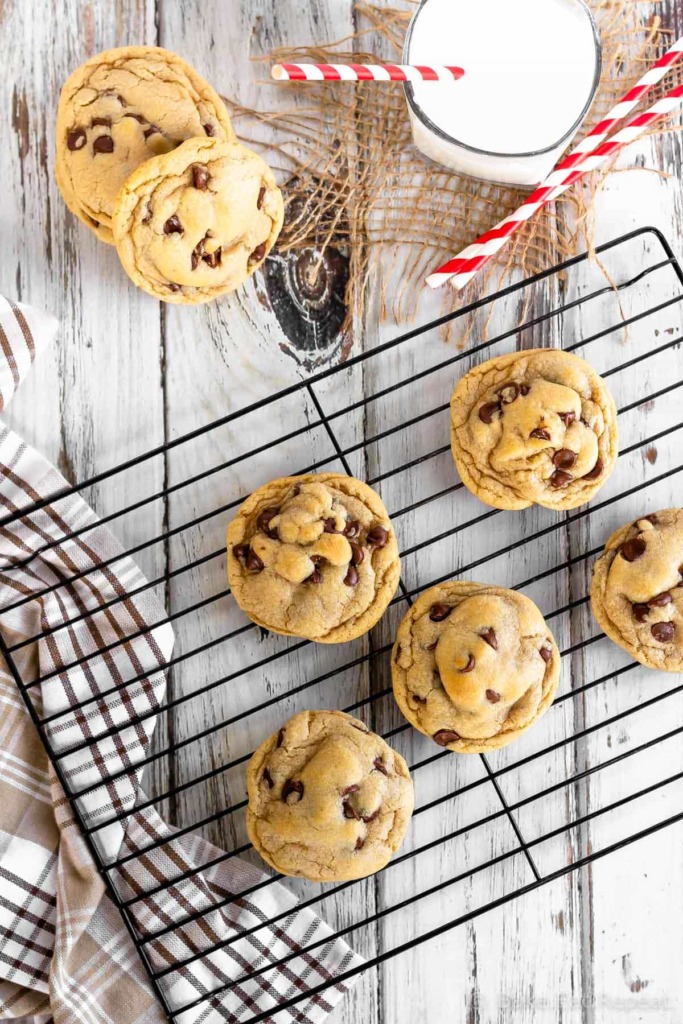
[123,112,146,122]
[246,549,265,572]
[520,385,530,396]
[412,693,427,704]
[344,565,359,586]
[282,779,304,803]
[257,506,280,538]
[530,428,551,440]
[163,215,183,235]
[646,514,658,524]
[649,591,673,607]
[192,163,210,189]
[373,757,388,776]
[232,543,250,564]
[426,640,438,651]
[583,458,604,481]
[459,654,476,673]
[205,245,223,267]
[498,383,520,404]
[486,689,501,703]
[349,541,364,566]
[323,518,338,533]
[559,411,576,427]
[343,800,360,820]
[257,185,266,209]
[250,242,267,264]
[143,125,161,139]
[341,784,359,796]
[168,283,181,292]
[621,538,646,562]
[91,117,111,127]
[355,836,365,850]
[429,603,451,622]
[553,449,577,471]
[203,123,215,136]
[262,768,274,788]
[277,728,285,747]
[367,526,388,548]
[550,469,573,488]
[479,401,502,424]
[93,135,114,154]
[142,204,152,224]
[651,621,675,642]
[361,808,380,823]
[343,520,361,539]
[632,603,650,622]
[480,627,498,650]
[540,646,553,663]
[67,128,87,150]
[305,566,322,584]
[433,729,460,746]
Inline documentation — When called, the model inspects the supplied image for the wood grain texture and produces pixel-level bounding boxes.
[1,0,683,1022]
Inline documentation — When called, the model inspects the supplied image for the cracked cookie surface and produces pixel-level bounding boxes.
[227,474,400,643]
[246,710,414,881]
[392,582,561,753]
[450,348,618,511]
[590,509,683,671]
[113,137,283,303]
[56,46,234,244]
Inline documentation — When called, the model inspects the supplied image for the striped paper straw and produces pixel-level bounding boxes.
[427,36,683,290]
[272,63,465,83]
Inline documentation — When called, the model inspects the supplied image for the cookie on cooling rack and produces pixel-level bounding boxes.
[392,581,561,753]
[450,348,618,511]
[226,473,401,643]
[55,46,234,244]
[246,710,414,882]
[590,509,683,672]
[113,137,284,303]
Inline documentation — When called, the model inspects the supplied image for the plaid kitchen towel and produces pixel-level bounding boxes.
[0,296,363,1024]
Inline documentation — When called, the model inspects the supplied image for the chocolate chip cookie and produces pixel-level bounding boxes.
[392,582,561,753]
[227,474,400,643]
[112,138,283,303]
[55,46,234,244]
[246,710,414,881]
[590,509,683,671]
[450,349,618,511]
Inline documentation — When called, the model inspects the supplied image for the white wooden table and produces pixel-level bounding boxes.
[2,1,683,1021]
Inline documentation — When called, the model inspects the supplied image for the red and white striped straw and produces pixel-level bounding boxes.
[272,62,465,83]
[427,36,683,290]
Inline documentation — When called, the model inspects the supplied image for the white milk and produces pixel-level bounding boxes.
[404,0,601,185]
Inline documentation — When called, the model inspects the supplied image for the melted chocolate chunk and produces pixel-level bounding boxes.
[651,621,675,642]
[341,784,359,796]
[520,385,530,396]
[479,401,502,424]
[123,112,146,123]
[429,603,451,622]
[583,458,604,481]
[632,603,650,623]
[323,517,338,533]
[305,566,323,584]
[192,163,210,189]
[344,565,359,586]
[412,693,428,704]
[232,543,250,564]
[530,428,551,441]
[163,215,183,235]
[203,123,215,136]
[373,757,389,776]
[498,383,520,404]
[143,125,160,140]
[553,449,577,471]
[559,411,576,427]
[540,646,553,663]
[250,242,267,264]
[91,117,111,127]
[486,689,501,703]
[349,541,365,566]
[550,469,573,488]
[67,128,87,150]
[343,799,360,820]
[246,549,264,572]
[168,283,181,292]
[282,779,304,803]
[433,729,460,746]
[343,519,361,539]
[459,654,476,673]
[262,768,274,789]
[257,185,266,209]
[480,627,498,650]
[361,808,380,824]
[93,134,114,154]
[621,537,646,562]
[649,591,673,607]
[366,526,388,547]
[355,836,365,850]
[277,728,285,747]
[256,506,280,538]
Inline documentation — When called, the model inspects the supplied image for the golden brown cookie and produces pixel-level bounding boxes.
[112,138,283,303]
[392,581,561,753]
[55,46,234,243]
[227,474,401,643]
[246,710,414,881]
[450,348,618,511]
[590,509,683,671]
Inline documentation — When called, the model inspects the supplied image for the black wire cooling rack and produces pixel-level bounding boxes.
[3,225,683,1021]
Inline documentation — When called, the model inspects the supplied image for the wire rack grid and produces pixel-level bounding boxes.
[2,225,683,1021]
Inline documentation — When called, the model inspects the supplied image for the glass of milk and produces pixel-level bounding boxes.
[403,0,602,186]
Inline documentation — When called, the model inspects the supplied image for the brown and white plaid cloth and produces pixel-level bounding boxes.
[0,296,362,1024]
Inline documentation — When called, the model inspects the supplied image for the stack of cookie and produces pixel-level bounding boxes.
[55,47,284,304]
